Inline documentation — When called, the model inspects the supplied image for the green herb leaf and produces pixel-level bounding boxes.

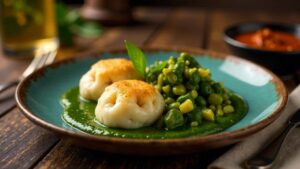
[152,61,168,73]
[124,40,147,78]
[55,1,68,25]
[55,1,103,46]
[71,21,103,38]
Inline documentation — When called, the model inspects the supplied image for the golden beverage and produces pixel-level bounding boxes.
[0,0,58,58]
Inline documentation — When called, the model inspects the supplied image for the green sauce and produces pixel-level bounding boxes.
[61,87,248,139]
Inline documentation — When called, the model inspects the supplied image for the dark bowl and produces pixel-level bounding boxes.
[224,23,300,75]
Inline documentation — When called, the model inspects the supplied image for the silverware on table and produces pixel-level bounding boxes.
[244,108,300,169]
[0,49,57,94]
[0,49,57,117]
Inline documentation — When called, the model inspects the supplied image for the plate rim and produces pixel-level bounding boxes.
[15,46,287,147]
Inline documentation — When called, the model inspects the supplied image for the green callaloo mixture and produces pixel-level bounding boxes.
[62,86,247,138]
[61,41,248,138]
[146,52,240,130]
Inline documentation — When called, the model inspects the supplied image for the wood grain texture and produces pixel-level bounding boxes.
[32,7,209,169]
[35,141,228,169]
[1,7,299,169]
[0,110,59,169]
[147,8,206,48]
[0,56,29,83]
[207,9,300,92]
[31,7,175,169]
[207,9,300,53]
[56,8,170,61]
[0,87,16,117]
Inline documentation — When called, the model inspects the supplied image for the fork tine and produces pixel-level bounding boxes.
[35,52,51,70]
[45,50,57,65]
[21,55,46,79]
[20,50,57,80]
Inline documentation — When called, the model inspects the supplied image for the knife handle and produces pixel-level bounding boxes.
[244,121,298,169]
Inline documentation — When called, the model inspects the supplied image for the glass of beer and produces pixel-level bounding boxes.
[0,0,58,58]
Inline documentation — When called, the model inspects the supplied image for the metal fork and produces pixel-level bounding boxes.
[0,49,57,94]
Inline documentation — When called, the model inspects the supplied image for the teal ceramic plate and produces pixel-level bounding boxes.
[16,47,287,155]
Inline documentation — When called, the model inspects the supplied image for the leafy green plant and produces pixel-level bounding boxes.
[124,40,147,78]
[56,1,103,46]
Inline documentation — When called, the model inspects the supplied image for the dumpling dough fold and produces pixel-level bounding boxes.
[80,58,140,100]
[95,80,165,129]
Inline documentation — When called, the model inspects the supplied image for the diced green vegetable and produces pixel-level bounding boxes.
[208,94,223,105]
[164,109,184,129]
[191,121,199,127]
[199,82,213,96]
[190,90,198,98]
[162,85,171,93]
[223,105,235,114]
[187,108,202,124]
[177,93,193,103]
[166,73,178,84]
[141,49,237,130]
[195,96,207,107]
[172,85,186,95]
[165,97,175,104]
[169,102,180,109]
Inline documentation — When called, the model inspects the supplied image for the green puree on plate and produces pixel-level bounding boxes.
[61,86,247,139]
[61,44,248,138]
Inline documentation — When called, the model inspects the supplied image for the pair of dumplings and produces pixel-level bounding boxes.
[79,58,164,129]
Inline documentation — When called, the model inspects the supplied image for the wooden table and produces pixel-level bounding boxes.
[1,7,300,169]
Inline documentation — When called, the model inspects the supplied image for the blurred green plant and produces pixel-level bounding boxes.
[56,1,104,46]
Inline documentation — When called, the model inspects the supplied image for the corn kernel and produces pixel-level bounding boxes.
[168,58,175,65]
[179,99,194,113]
[184,67,189,78]
[185,60,190,65]
[198,68,210,78]
[155,85,161,92]
[172,85,186,95]
[190,90,198,98]
[209,105,216,111]
[169,102,180,109]
[165,97,175,104]
[188,68,197,76]
[180,52,188,57]
[191,121,199,127]
[163,68,171,75]
[223,105,235,114]
[157,74,164,86]
[168,64,174,69]
[162,85,171,93]
[216,108,224,116]
[225,100,232,105]
[202,108,215,121]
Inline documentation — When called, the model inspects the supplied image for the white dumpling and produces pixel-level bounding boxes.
[79,58,140,100]
[95,80,165,129]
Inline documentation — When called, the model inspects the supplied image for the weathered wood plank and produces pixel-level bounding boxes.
[3,8,299,169]
[35,141,227,169]
[0,110,59,169]
[0,56,29,83]
[0,87,16,117]
[56,7,170,61]
[33,7,209,169]
[0,7,170,169]
[147,8,206,48]
[207,9,300,53]
[15,6,168,168]
[207,9,300,91]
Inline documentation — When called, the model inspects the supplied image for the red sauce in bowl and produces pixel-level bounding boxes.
[235,28,300,51]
